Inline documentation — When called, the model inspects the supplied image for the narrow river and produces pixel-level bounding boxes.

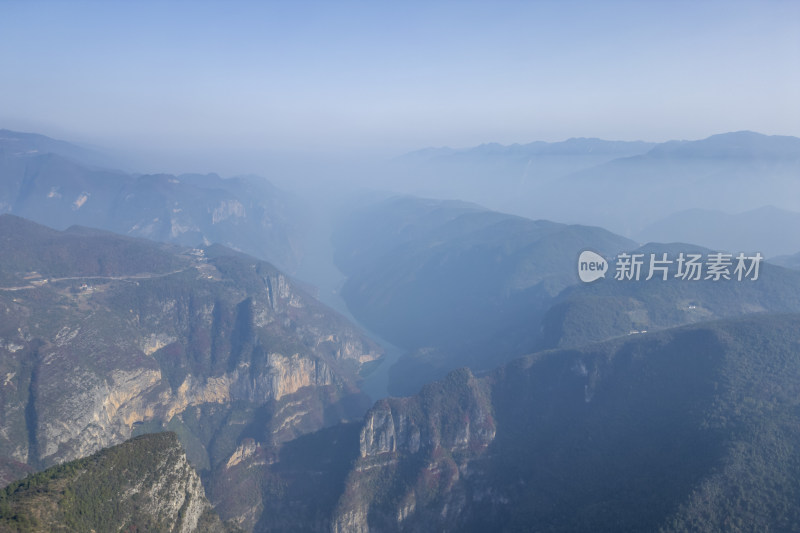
[291,221,404,402]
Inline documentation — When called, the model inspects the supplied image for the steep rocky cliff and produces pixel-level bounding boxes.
[0,215,381,527]
[332,368,495,532]
[0,432,234,532]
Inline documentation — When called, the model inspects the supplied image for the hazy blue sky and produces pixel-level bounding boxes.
[1,0,798,170]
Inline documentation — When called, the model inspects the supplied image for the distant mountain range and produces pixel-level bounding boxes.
[389,131,800,245]
[5,128,797,273]
[400,137,656,161]
[389,138,655,216]
[0,129,304,273]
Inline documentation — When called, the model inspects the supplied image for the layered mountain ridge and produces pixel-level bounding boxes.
[388,131,800,241]
[2,128,800,531]
[332,196,800,396]
[0,130,303,272]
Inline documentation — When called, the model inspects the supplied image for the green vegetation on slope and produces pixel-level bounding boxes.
[0,432,233,532]
[330,313,800,532]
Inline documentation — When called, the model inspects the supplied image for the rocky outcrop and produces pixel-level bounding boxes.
[333,368,495,532]
[225,438,259,469]
[0,432,230,532]
[133,438,212,533]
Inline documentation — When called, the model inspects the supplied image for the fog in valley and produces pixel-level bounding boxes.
[1,2,799,532]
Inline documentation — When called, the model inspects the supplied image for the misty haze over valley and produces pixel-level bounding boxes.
[1,1,799,532]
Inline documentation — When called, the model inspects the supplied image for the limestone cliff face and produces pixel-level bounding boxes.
[358,370,495,460]
[228,352,335,403]
[160,354,334,420]
[24,271,375,467]
[0,432,229,532]
[0,219,381,489]
[333,368,496,533]
[28,337,353,470]
[359,399,421,457]
[225,438,260,469]
[36,366,163,465]
[137,443,213,533]
[211,199,246,224]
